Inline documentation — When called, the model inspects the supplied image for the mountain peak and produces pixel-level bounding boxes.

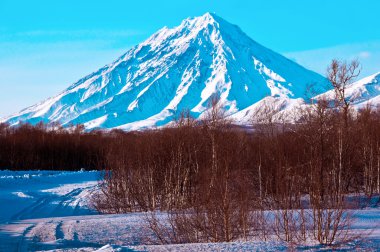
[2,13,329,130]
[190,12,218,22]
[197,12,218,21]
[197,12,222,24]
[178,12,222,31]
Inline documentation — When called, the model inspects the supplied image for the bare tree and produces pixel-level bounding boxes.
[327,59,361,127]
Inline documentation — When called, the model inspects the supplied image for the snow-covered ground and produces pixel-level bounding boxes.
[0,170,379,252]
[0,170,99,224]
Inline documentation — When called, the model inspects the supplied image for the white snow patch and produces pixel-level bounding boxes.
[12,192,33,198]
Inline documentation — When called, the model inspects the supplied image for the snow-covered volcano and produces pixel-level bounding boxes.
[2,13,329,130]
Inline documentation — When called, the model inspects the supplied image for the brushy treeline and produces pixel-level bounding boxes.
[0,123,107,170]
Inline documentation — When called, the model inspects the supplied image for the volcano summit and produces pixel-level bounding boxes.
[2,13,329,130]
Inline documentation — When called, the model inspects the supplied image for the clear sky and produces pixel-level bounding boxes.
[0,0,379,117]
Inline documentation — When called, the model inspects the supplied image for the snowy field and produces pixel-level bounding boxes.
[0,170,379,252]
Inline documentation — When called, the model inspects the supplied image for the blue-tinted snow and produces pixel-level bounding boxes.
[1,13,330,130]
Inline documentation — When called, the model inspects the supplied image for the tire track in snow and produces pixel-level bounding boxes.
[11,184,97,221]
[53,188,83,214]
[11,195,53,220]
[17,223,36,252]
[55,221,64,240]
[52,185,97,217]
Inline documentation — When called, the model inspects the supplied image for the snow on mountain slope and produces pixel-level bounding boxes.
[1,13,329,130]
[317,72,380,109]
[232,72,380,125]
[230,96,305,124]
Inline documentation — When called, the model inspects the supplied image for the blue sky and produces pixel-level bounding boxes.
[0,0,379,117]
